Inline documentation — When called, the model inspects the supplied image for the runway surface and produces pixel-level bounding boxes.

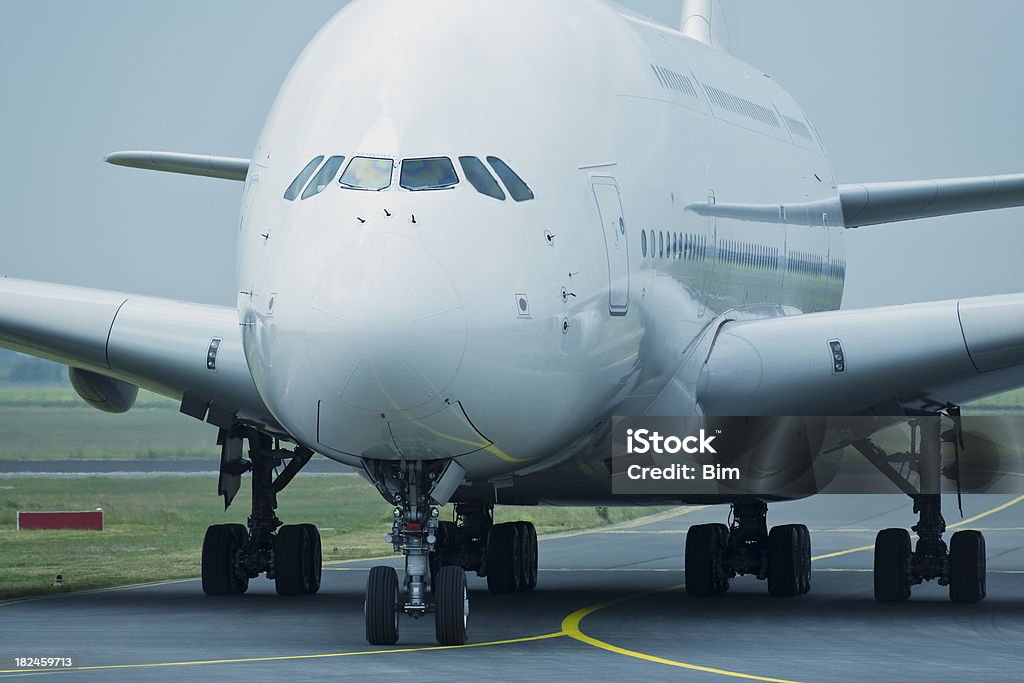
[3,493,1024,681]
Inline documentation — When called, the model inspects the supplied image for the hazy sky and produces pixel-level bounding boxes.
[1,0,1021,309]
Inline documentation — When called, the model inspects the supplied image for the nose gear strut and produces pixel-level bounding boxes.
[363,460,469,646]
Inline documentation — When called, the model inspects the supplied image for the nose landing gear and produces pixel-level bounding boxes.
[362,460,538,646]
[363,460,470,646]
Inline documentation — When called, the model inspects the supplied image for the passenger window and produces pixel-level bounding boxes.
[302,155,346,200]
[458,156,505,200]
[339,157,394,191]
[401,157,459,191]
[284,156,324,201]
[486,157,535,202]
[641,230,648,258]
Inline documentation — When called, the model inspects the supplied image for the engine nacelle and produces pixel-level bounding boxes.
[69,367,139,414]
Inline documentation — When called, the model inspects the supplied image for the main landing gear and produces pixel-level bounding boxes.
[200,428,321,597]
[362,460,538,647]
[685,500,811,598]
[865,416,986,603]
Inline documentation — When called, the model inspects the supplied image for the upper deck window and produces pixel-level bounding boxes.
[339,157,394,191]
[486,157,534,202]
[400,157,459,191]
[284,156,324,201]
[458,156,505,201]
[301,155,346,200]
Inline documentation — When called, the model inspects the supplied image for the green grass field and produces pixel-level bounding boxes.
[0,476,658,600]
[0,386,216,460]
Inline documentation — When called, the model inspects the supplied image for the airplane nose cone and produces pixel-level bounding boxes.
[305,234,466,412]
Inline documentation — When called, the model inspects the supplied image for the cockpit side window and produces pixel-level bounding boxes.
[339,157,394,191]
[400,157,459,191]
[301,155,346,200]
[284,156,324,201]
[486,157,534,202]
[458,156,505,201]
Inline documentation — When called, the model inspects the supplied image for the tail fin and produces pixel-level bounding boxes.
[680,0,731,52]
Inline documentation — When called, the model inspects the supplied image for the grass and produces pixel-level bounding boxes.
[965,388,1024,414]
[0,476,661,600]
[0,386,216,460]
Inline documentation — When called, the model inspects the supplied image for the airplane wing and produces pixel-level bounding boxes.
[839,173,1024,227]
[0,277,281,432]
[696,292,1024,415]
[105,151,250,182]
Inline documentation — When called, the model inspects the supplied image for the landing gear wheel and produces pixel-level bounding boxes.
[201,524,249,596]
[949,530,986,603]
[486,522,519,594]
[299,524,322,594]
[685,523,729,596]
[767,524,802,598]
[430,520,458,586]
[794,524,811,595]
[712,524,730,593]
[274,524,312,596]
[434,566,469,646]
[874,528,912,602]
[365,566,400,645]
[514,521,538,591]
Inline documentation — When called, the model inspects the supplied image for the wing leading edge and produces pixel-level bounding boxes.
[697,292,1024,416]
[0,278,280,432]
[105,151,250,182]
[839,173,1024,228]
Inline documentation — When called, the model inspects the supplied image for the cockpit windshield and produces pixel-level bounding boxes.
[400,157,459,191]
[339,157,394,191]
[286,154,534,201]
[301,155,346,200]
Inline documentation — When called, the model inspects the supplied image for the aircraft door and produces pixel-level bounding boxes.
[590,177,629,316]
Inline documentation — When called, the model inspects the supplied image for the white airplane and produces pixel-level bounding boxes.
[3,0,1024,647]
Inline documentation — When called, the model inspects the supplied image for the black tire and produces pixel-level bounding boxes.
[949,530,986,603]
[429,521,458,587]
[225,524,250,594]
[202,524,247,596]
[486,522,519,594]
[513,521,538,592]
[795,524,811,595]
[365,566,400,645]
[711,523,731,593]
[274,524,310,596]
[874,528,912,602]
[685,523,727,596]
[434,566,469,646]
[767,525,801,598]
[299,524,322,595]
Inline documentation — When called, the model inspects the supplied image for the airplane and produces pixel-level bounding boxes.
[3,0,1024,648]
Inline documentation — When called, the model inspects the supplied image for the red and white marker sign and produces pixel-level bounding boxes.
[17,510,104,531]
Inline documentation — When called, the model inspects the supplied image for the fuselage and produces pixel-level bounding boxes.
[236,0,845,493]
